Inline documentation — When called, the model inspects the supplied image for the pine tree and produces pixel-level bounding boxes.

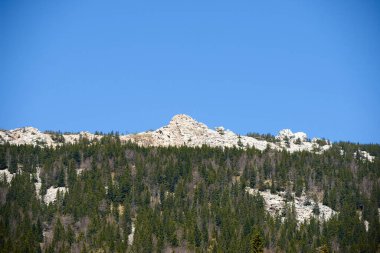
[249,168,256,188]
[194,223,202,247]
[318,244,329,253]
[313,203,320,215]
[250,231,264,253]
[237,135,244,147]
[57,168,65,187]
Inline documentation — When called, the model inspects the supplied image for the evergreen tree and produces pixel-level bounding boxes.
[250,231,264,253]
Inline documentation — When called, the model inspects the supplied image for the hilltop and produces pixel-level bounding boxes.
[0,114,330,152]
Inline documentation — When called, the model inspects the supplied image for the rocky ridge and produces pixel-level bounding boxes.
[120,114,334,153]
[0,114,375,160]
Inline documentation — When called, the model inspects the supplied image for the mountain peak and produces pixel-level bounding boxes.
[169,114,198,125]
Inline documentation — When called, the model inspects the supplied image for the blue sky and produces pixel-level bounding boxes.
[1,0,379,143]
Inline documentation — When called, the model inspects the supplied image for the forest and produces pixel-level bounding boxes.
[0,134,379,252]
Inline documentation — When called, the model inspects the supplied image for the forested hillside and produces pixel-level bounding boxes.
[0,135,379,252]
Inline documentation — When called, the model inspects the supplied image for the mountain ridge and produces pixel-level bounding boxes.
[0,114,375,161]
[0,114,329,152]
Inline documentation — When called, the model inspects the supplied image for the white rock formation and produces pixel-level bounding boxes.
[0,169,15,183]
[275,129,331,153]
[120,114,333,153]
[120,114,270,150]
[276,129,307,143]
[63,131,100,144]
[34,167,42,198]
[128,220,135,245]
[358,210,370,232]
[0,127,56,146]
[0,167,67,204]
[44,186,68,204]
[354,150,375,162]
[246,187,336,224]
[1,114,374,160]
[0,127,101,147]
[34,167,68,204]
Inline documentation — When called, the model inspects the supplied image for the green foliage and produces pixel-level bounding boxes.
[250,231,264,253]
[237,135,244,147]
[313,203,320,215]
[246,132,277,142]
[0,137,378,252]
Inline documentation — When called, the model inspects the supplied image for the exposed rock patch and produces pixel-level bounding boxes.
[44,186,68,204]
[354,150,375,162]
[128,220,136,245]
[0,169,15,183]
[0,167,68,204]
[246,187,337,224]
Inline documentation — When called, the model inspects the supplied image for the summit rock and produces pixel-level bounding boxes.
[120,114,332,153]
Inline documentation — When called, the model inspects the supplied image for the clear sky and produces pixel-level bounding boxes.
[1,0,379,143]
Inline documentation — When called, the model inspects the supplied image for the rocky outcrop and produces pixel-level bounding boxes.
[0,167,68,204]
[120,114,271,150]
[44,186,68,204]
[275,128,331,153]
[120,114,333,153]
[0,127,56,146]
[354,150,375,162]
[0,127,101,147]
[128,221,136,245]
[0,169,15,183]
[246,187,337,224]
